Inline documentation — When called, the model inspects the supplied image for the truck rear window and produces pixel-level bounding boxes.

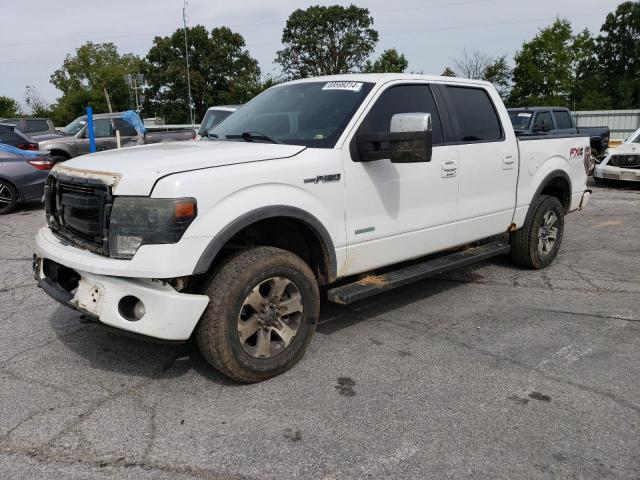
[446,86,503,142]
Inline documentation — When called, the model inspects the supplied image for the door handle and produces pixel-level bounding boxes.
[441,159,457,178]
[502,154,516,170]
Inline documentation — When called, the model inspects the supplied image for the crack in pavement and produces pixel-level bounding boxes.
[0,444,254,480]
[539,308,639,324]
[0,326,89,368]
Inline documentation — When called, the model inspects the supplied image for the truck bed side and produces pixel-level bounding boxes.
[513,134,589,228]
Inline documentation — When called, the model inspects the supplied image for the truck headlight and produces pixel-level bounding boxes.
[109,197,197,259]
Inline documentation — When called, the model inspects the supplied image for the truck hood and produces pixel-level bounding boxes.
[53,140,306,195]
[611,142,639,155]
[35,133,68,143]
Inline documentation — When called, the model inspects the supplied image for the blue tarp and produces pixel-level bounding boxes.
[0,142,42,158]
[122,110,146,135]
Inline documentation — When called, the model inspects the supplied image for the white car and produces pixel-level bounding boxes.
[33,74,591,382]
[196,105,240,139]
[594,127,640,183]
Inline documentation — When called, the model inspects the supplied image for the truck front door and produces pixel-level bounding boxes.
[342,82,459,276]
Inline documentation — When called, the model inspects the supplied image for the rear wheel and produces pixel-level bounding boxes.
[510,195,564,269]
[196,246,320,383]
[0,180,17,215]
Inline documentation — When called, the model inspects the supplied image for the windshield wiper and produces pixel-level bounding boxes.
[225,131,281,144]
[203,130,218,140]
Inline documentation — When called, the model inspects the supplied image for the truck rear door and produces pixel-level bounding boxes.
[439,84,519,243]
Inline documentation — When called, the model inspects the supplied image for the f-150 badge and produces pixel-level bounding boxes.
[304,174,341,184]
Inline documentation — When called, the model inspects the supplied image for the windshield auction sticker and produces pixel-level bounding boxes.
[322,81,363,92]
[517,113,532,118]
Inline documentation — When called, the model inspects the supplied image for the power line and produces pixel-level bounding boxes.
[0,9,612,66]
[0,0,507,49]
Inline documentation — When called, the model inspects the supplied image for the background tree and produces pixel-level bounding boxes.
[144,26,261,124]
[594,1,640,108]
[50,42,141,124]
[23,85,53,117]
[276,5,378,79]
[0,96,21,117]
[508,19,590,107]
[362,48,408,73]
[483,55,512,100]
[441,67,456,77]
[454,49,492,79]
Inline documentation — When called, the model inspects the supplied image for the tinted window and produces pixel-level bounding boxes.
[357,85,444,144]
[0,127,23,146]
[533,111,553,132]
[198,109,233,136]
[27,119,49,133]
[446,86,502,142]
[554,110,573,129]
[93,119,113,138]
[113,118,137,137]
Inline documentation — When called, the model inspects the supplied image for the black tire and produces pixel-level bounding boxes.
[0,179,18,215]
[510,195,564,269]
[196,246,320,383]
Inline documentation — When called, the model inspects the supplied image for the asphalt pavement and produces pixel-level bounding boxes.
[1,180,639,479]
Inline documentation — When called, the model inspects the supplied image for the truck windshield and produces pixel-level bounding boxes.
[209,81,374,148]
[62,117,87,135]
[508,111,533,130]
[198,109,234,136]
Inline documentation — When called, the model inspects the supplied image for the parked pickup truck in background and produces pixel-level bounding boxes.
[0,117,56,137]
[34,112,196,164]
[34,74,592,382]
[508,107,609,158]
[196,105,240,139]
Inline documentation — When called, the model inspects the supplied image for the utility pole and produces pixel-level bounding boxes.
[183,0,195,126]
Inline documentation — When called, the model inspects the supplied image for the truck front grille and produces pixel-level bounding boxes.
[609,154,640,169]
[45,174,113,256]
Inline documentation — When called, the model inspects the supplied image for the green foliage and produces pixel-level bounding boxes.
[483,55,511,100]
[594,1,640,108]
[509,19,584,107]
[0,96,21,117]
[362,48,408,73]
[50,42,142,124]
[24,85,53,118]
[144,26,261,124]
[441,67,456,77]
[276,5,378,79]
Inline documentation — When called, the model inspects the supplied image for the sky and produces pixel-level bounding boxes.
[0,0,624,109]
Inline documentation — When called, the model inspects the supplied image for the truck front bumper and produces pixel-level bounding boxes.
[33,256,209,341]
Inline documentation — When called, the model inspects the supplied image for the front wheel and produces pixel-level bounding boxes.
[0,180,18,215]
[196,246,320,383]
[510,195,565,269]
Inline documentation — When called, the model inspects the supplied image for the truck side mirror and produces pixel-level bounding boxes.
[355,113,433,163]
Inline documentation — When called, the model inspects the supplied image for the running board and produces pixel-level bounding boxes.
[327,241,510,305]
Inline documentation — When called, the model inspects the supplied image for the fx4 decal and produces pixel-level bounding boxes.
[304,174,341,184]
[570,147,584,158]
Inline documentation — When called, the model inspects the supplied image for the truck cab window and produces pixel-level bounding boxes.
[113,118,138,137]
[533,112,553,132]
[93,119,114,138]
[357,85,444,144]
[446,86,503,142]
[553,110,573,129]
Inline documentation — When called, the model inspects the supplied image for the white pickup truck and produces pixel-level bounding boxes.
[34,74,592,382]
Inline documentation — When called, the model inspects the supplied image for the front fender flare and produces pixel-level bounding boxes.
[192,205,337,282]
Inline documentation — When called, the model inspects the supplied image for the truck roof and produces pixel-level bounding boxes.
[278,73,494,89]
[507,107,570,112]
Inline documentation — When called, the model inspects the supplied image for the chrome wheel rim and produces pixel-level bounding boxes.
[0,184,12,205]
[538,211,558,257]
[237,277,303,359]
